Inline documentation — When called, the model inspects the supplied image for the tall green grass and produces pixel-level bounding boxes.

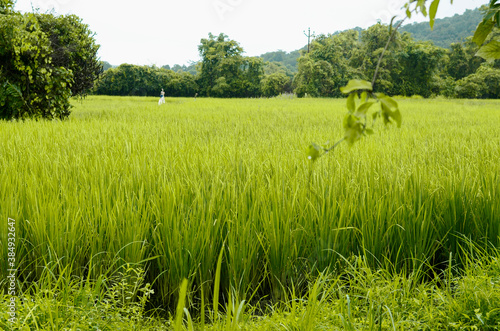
[1,96,499,314]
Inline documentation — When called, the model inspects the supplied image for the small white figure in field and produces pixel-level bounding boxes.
[158,89,165,105]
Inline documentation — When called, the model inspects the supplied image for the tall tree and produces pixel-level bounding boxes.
[197,33,263,97]
[197,33,243,97]
[294,30,363,97]
[447,43,473,80]
[394,41,446,97]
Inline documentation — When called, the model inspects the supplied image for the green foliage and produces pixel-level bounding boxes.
[455,64,500,98]
[101,61,114,71]
[473,1,500,61]
[447,42,480,80]
[35,13,102,97]
[93,65,199,97]
[294,57,335,98]
[0,81,24,118]
[0,13,73,120]
[294,30,363,98]
[259,50,300,73]
[476,39,500,60]
[1,96,500,328]
[197,33,264,98]
[95,64,159,96]
[394,41,447,97]
[0,9,100,120]
[0,0,14,13]
[260,72,290,97]
[294,24,449,99]
[0,264,159,330]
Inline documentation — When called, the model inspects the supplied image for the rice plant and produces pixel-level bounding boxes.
[1,96,499,324]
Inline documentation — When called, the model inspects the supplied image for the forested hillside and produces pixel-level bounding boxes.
[399,8,483,48]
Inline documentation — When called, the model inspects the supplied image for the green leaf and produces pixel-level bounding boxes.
[340,79,373,94]
[420,1,428,17]
[365,128,375,135]
[476,39,500,61]
[392,109,402,128]
[380,103,402,128]
[343,114,363,145]
[429,0,440,30]
[343,113,358,130]
[472,20,495,46]
[378,94,402,128]
[175,279,189,331]
[356,101,375,116]
[360,91,368,103]
[377,93,399,111]
[346,92,356,113]
[307,143,321,162]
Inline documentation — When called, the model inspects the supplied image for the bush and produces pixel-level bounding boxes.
[0,10,100,120]
[455,64,500,99]
[0,13,73,120]
[261,72,290,97]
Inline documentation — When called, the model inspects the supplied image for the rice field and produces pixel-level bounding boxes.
[1,96,500,327]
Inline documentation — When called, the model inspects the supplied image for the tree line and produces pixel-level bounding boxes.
[94,26,500,99]
[94,33,294,98]
[295,24,500,99]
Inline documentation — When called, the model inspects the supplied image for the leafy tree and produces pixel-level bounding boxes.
[261,72,290,97]
[163,70,198,97]
[0,7,101,120]
[447,43,474,80]
[93,64,156,96]
[241,57,264,97]
[260,62,293,96]
[1,12,73,120]
[197,33,264,97]
[263,61,292,76]
[294,57,336,97]
[455,64,500,98]
[359,24,406,94]
[35,13,102,97]
[394,41,446,97]
[197,33,243,97]
[294,30,363,98]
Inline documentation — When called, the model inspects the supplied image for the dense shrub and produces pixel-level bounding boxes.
[0,14,72,120]
[455,65,500,99]
[0,9,100,120]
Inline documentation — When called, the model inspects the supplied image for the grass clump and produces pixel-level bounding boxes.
[4,243,499,330]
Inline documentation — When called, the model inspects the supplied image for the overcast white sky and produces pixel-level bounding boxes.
[15,0,487,67]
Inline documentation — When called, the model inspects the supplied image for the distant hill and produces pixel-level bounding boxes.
[399,8,483,48]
